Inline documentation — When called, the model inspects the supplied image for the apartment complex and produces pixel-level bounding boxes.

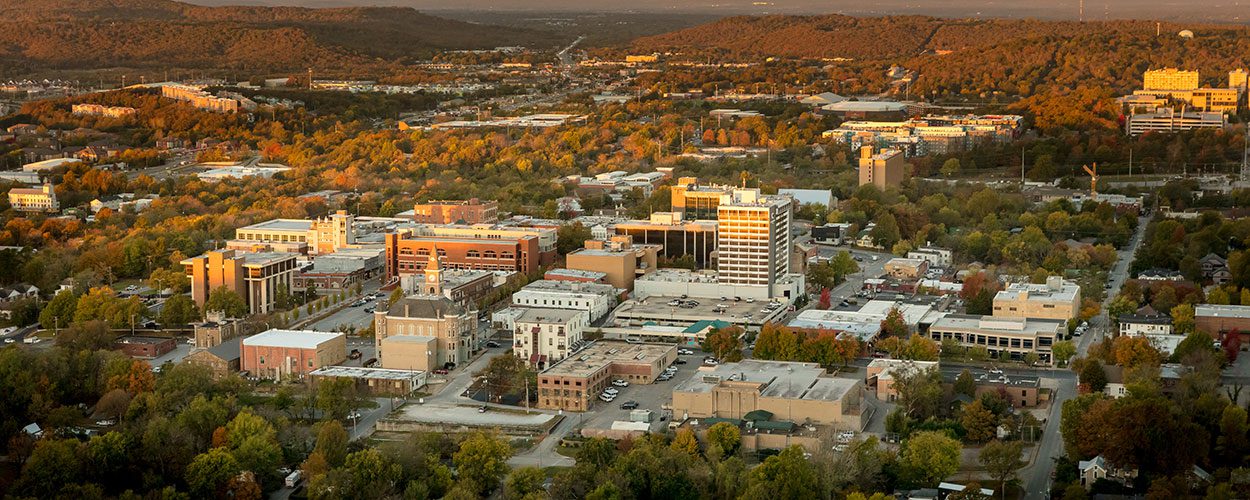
[992,277,1082,321]
[241,329,347,380]
[857,146,906,189]
[375,257,478,371]
[825,114,1023,156]
[1143,68,1200,91]
[160,84,246,113]
[671,359,863,428]
[8,182,58,212]
[512,308,586,369]
[233,210,356,255]
[927,314,1064,365]
[71,104,137,118]
[181,249,298,315]
[565,235,660,291]
[716,188,792,287]
[383,224,556,279]
[411,199,499,225]
[536,341,677,411]
[670,177,734,220]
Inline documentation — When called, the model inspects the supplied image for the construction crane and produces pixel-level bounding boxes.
[1083,163,1099,197]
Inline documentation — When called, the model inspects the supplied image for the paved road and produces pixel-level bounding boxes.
[1018,212,1151,498]
[305,279,383,334]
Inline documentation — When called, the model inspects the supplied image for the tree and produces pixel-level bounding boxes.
[1172,303,1196,335]
[900,431,961,486]
[204,287,247,318]
[1106,295,1138,324]
[316,377,359,421]
[186,447,241,498]
[671,428,700,456]
[343,449,402,498]
[1217,405,1249,463]
[829,250,860,283]
[316,421,349,467]
[556,223,592,255]
[941,158,961,177]
[880,306,907,338]
[979,440,1025,498]
[706,422,741,458]
[39,290,78,331]
[955,369,977,398]
[894,366,945,420]
[1080,359,1108,392]
[1112,336,1161,368]
[159,294,199,325]
[225,411,282,483]
[15,438,82,498]
[962,400,997,442]
[1053,340,1077,366]
[701,326,744,362]
[504,466,547,500]
[743,446,821,500]
[148,267,189,294]
[453,431,513,495]
[95,388,132,420]
[1174,331,1218,361]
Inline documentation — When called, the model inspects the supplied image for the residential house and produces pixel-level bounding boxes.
[1201,253,1230,285]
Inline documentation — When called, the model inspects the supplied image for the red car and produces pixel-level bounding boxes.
[433,369,449,375]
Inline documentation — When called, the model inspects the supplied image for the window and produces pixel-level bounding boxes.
[259,355,265,364]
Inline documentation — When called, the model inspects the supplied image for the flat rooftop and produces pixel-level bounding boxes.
[614,295,785,327]
[115,336,171,345]
[542,340,674,379]
[1195,304,1250,319]
[243,329,344,349]
[240,252,297,266]
[519,280,617,296]
[938,365,1040,388]
[515,308,583,325]
[673,359,857,403]
[311,365,425,380]
[931,314,1064,335]
[391,402,558,427]
[996,281,1080,303]
[240,219,312,232]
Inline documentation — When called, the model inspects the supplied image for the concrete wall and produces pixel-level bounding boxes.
[380,336,437,372]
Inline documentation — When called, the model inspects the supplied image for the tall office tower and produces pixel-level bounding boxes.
[716,189,792,288]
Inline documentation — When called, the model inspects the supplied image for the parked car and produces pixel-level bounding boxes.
[620,401,639,410]
[349,349,362,360]
[603,387,619,395]
[486,341,500,348]
[347,410,361,420]
[612,379,629,387]
[674,359,687,365]
[433,369,449,375]
[478,406,488,413]
[703,358,719,366]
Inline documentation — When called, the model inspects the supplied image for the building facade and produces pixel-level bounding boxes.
[1143,68,1200,91]
[565,235,660,291]
[992,277,1082,321]
[536,341,677,411]
[375,256,478,371]
[716,188,792,288]
[512,308,586,369]
[182,249,297,316]
[927,314,1064,365]
[511,280,618,323]
[858,146,906,189]
[411,199,499,225]
[383,225,555,279]
[234,211,356,255]
[8,183,58,212]
[671,359,863,428]
[240,329,347,380]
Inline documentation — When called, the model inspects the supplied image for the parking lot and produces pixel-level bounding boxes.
[576,349,710,432]
[613,295,788,329]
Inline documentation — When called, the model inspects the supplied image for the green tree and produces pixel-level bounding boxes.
[205,287,248,318]
[1217,405,1249,463]
[941,158,961,177]
[743,446,821,500]
[829,250,860,283]
[1171,303,1196,335]
[344,448,402,498]
[1106,295,1138,324]
[159,294,200,325]
[894,366,945,420]
[880,306,907,338]
[706,422,741,458]
[1174,330,1218,361]
[149,267,189,294]
[504,466,547,500]
[15,438,82,497]
[870,213,902,249]
[962,400,997,442]
[316,377,359,421]
[979,440,1025,498]
[900,431,961,486]
[453,431,513,495]
[225,411,282,482]
[186,447,242,498]
[1053,340,1077,366]
[316,420,350,467]
[955,369,977,397]
[38,290,78,330]
[556,223,593,255]
[1080,359,1108,392]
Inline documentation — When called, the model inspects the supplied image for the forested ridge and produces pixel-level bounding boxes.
[0,0,565,73]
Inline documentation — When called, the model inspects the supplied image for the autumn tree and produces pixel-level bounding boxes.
[979,440,1025,497]
[900,431,960,486]
[961,400,997,442]
[701,326,744,362]
[204,287,248,318]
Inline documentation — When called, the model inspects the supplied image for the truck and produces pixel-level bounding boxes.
[284,470,302,488]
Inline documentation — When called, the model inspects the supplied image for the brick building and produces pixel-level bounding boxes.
[240,329,347,380]
[411,199,499,225]
[384,226,553,279]
[114,336,176,358]
[537,341,677,411]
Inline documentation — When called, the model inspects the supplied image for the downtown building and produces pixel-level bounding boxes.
[383,223,556,279]
[181,249,298,315]
[716,188,792,289]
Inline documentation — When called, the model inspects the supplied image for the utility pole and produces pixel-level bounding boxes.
[1020,147,1026,184]
[1079,0,1084,21]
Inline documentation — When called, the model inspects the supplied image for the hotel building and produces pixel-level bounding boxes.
[716,188,792,288]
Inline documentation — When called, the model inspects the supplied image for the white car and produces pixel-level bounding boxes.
[703,358,719,366]
[3,338,13,344]
[599,394,615,402]
[603,387,619,395]
[612,379,629,387]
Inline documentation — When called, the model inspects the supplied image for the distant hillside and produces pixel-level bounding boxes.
[0,0,566,73]
[627,14,1223,60]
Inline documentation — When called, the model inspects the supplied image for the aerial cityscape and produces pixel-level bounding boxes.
[2,0,1250,499]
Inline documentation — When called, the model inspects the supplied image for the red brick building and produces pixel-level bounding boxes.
[241,329,347,380]
[385,232,546,279]
[114,336,176,358]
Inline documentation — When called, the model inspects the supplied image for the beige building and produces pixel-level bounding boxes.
[992,276,1081,321]
[1230,69,1249,91]
[865,358,938,401]
[927,314,1064,365]
[233,210,356,255]
[375,256,477,371]
[412,199,499,225]
[193,311,245,348]
[565,235,660,291]
[71,104,137,118]
[670,177,734,220]
[883,257,929,279]
[536,340,677,411]
[671,359,864,428]
[857,146,906,189]
[1143,68,1199,91]
[513,308,586,369]
[716,188,792,288]
[8,182,58,212]
[182,249,297,315]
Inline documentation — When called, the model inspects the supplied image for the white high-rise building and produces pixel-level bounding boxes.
[716,188,792,288]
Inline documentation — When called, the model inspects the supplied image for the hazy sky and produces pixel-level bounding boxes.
[181,0,1249,20]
